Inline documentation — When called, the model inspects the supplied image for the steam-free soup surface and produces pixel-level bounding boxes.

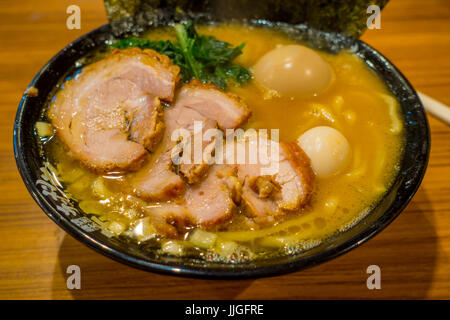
[42,24,404,262]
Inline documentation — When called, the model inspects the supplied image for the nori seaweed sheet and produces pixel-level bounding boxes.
[104,0,389,39]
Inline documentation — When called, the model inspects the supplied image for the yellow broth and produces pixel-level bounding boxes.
[41,23,404,262]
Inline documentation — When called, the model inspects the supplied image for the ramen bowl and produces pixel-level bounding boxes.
[13,18,430,278]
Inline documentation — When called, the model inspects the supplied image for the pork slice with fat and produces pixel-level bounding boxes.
[230,136,315,220]
[146,165,237,227]
[174,81,251,130]
[49,48,179,172]
[129,103,211,200]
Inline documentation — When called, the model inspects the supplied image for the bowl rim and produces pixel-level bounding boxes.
[13,23,430,279]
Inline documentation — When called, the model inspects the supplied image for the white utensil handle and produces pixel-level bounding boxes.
[418,92,450,125]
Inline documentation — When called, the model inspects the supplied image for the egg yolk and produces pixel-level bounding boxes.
[253,44,333,97]
[298,126,351,176]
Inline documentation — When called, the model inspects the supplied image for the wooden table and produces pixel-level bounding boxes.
[1,0,449,300]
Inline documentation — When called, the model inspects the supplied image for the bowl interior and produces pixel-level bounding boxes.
[14,17,430,278]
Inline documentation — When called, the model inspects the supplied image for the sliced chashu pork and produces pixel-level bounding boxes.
[147,165,238,227]
[49,48,179,172]
[131,82,251,199]
[241,141,314,221]
[138,137,314,228]
[172,81,251,183]
[221,134,315,222]
[176,118,219,184]
[131,150,186,201]
[174,80,251,130]
[131,102,217,200]
[137,135,314,227]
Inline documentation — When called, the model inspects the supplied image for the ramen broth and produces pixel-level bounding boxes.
[40,24,404,262]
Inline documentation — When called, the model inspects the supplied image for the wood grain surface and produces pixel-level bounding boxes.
[0,0,449,300]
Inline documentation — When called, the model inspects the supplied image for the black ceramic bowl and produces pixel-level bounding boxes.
[13,19,430,278]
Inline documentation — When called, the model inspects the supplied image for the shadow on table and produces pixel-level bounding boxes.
[51,237,253,300]
[52,186,437,299]
[270,185,439,299]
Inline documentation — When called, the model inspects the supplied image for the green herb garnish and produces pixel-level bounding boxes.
[111,21,251,89]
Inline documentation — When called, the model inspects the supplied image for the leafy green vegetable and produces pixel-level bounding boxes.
[110,21,251,89]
